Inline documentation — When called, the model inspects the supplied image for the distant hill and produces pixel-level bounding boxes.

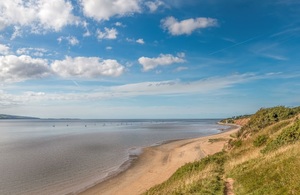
[145,106,300,195]
[0,114,39,120]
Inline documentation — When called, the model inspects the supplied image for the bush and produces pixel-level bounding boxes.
[253,135,268,147]
[228,139,242,148]
[238,106,300,138]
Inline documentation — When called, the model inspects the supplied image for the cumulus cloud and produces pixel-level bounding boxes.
[0,0,79,33]
[0,55,51,83]
[145,0,164,12]
[0,44,10,55]
[136,38,145,44]
[138,53,185,71]
[80,0,141,21]
[97,28,118,40]
[51,56,125,78]
[161,16,218,35]
[0,54,125,83]
[37,0,79,31]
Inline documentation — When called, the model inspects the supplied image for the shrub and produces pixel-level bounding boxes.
[228,139,242,148]
[238,106,299,138]
[253,135,268,147]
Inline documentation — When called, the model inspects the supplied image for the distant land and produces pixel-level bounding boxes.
[0,114,40,120]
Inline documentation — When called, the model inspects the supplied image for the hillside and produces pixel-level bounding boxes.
[144,106,300,195]
[0,114,39,119]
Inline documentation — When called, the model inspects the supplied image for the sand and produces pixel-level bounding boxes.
[79,124,240,195]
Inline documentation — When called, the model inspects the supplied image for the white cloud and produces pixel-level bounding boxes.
[0,55,51,83]
[80,0,141,21]
[0,54,125,83]
[97,28,118,40]
[37,0,79,31]
[115,22,125,27]
[136,38,145,44]
[57,36,80,46]
[106,46,113,50]
[67,36,79,45]
[83,30,91,37]
[138,53,185,71]
[0,72,288,112]
[0,44,10,55]
[108,73,271,98]
[0,0,79,33]
[11,26,22,40]
[174,66,188,72]
[126,38,134,42]
[145,0,164,12]
[161,16,218,36]
[82,21,91,37]
[51,56,125,78]
[263,54,288,61]
[16,47,48,57]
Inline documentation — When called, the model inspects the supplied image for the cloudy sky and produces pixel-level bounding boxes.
[0,0,299,119]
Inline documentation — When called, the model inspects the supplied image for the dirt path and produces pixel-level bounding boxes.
[225,178,235,195]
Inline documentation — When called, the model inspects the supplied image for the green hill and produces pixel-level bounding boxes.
[144,106,300,195]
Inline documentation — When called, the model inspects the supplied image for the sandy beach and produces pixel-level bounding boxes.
[80,124,240,195]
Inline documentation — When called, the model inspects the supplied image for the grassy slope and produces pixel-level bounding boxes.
[144,106,300,195]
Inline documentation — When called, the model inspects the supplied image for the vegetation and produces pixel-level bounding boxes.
[262,120,300,153]
[144,152,226,195]
[0,114,39,119]
[253,134,268,147]
[220,114,252,124]
[208,138,228,143]
[237,106,299,138]
[144,106,300,195]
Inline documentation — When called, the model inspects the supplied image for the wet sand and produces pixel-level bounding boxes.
[80,124,240,195]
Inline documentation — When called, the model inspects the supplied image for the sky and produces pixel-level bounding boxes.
[0,0,300,119]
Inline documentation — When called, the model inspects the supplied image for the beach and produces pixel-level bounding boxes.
[80,124,240,195]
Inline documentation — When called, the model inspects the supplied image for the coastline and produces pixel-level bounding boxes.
[79,124,240,195]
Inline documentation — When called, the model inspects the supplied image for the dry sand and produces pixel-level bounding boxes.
[79,124,240,195]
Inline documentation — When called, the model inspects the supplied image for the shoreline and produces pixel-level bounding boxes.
[79,124,240,195]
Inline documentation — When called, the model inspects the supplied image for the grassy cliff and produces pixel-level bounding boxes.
[144,106,300,195]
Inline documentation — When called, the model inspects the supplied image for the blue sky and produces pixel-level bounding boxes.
[0,0,299,119]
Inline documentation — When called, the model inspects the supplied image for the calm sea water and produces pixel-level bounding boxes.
[0,119,227,195]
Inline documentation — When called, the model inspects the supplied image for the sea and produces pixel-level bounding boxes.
[0,119,228,195]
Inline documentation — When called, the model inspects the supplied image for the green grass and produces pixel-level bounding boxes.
[143,106,300,195]
[253,135,268,147]
[262,120,300,153]
[229,143,300,195]
[228,139,242,148]
[208,138,228,143]
[238,106,300,138]
[268,120,290,134]
[144,152,226,195]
